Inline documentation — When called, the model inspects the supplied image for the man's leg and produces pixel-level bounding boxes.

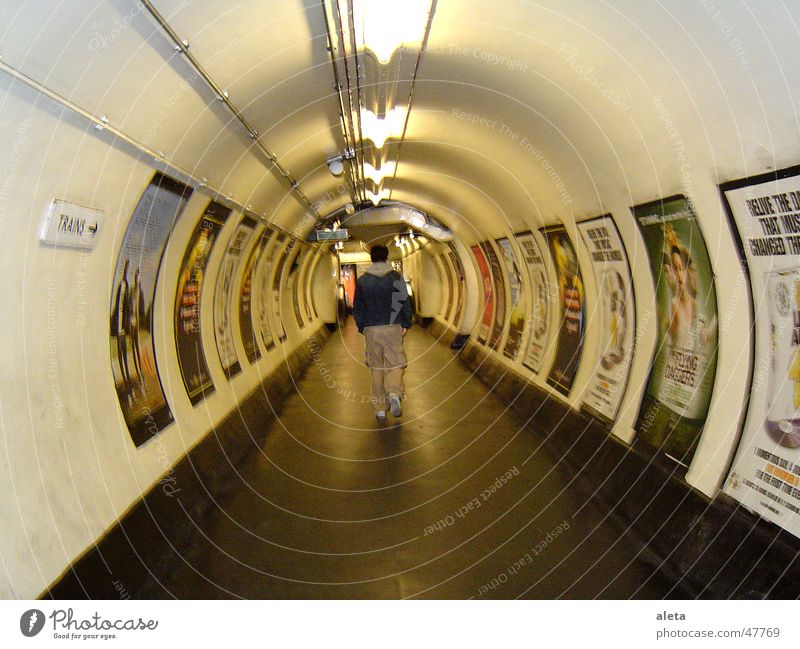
[382,325,407,416]
[364,327,387,414]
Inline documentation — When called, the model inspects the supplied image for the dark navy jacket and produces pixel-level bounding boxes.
[353,262,412,333]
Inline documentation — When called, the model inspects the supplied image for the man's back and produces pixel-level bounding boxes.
[353,262,411,332]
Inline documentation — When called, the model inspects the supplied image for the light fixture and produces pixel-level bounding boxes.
[363,161,397,184]
[367,189,390,206]
[345,203,355,215]
[360,108,407,149]
[327,156,345,177]
[351,0,433,65]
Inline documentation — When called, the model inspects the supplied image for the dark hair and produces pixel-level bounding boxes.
[370,245,389,262]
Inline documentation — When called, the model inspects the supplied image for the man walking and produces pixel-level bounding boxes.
[353,244,412,421]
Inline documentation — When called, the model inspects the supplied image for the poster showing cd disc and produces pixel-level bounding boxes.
[471,244,494,344]
[577,216,635,422]
[214,216,257,377]
[515,231,551,374]
[540,225,586,396]
[721,165,800,538]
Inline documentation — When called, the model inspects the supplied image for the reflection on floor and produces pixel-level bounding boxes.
[145,319,689,599]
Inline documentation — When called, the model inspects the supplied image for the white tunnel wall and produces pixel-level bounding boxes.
[0,78,329,598]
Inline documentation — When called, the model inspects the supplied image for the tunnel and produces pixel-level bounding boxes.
[1,0,799,602]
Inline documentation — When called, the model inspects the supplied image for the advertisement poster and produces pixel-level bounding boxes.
[497,238,526,360]
[272,237,293,342]
[516,231,551,374]
[721,166,800,537]
[633,195,718,465]
[541,225,585,396]
[214,216,257,377]
[255,230,279,352]
[471,244,494,343]
[448,250,465,326]
[238,228,267,365]
[174,201,230,405]
[483,242,507,350]
[577,216,636,422]
[290,248,305,329]
[110,173,192,446]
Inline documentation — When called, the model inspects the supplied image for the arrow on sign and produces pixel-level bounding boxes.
[87,223,98,237]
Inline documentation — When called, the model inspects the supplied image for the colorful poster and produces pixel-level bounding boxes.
[577,216,636,422]
[272,238,293,342]
[483,242,507,350]
[497,238,526,360]
[633,195,718,465]
[214,216,257,377]
[516,231,551,374]
[721,166,800,537]
[174,201,230,405]
[238,228,267,364]
[471,244,494,343]
[255,230,279,352]
[110,173,192,446]
[541,225,585,395]
[448,250,465,326]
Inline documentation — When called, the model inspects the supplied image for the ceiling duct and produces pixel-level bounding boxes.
[342,202,453,241]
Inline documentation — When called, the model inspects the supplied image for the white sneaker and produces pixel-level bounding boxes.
[389,393,402,417]
[375,410,387,421]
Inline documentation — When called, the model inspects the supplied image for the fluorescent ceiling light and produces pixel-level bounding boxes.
[363,161,398,184]
[360,108,406,149]
[351,0,432,64]
[367,189,390,205]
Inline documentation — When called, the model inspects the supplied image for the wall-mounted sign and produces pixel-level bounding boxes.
[721,165,800,538]
[633,195,718,466]
[40,199,104,249]
[541,225,586,396]
[577,215,635,423]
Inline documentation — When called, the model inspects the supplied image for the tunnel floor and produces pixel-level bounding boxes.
[143,320,690,599]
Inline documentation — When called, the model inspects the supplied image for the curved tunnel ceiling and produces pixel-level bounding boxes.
[3,1,795,241]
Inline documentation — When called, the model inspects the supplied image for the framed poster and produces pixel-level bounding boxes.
[174,200,230,405]
[290,247,305,329]
[110,173,192,446]
[721,165,800,537]
[255,230,280,353]
[633,195,718,465]
[214,215,257,377]
[576,215,636,422]
[540,225,586,395]
[272,238,294,343]
[516,231,551,374]
[238,227,268,364]
[471,244,494,344]
[496,237,526,360]
[483,242,507,350]
[448,249,465,327]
